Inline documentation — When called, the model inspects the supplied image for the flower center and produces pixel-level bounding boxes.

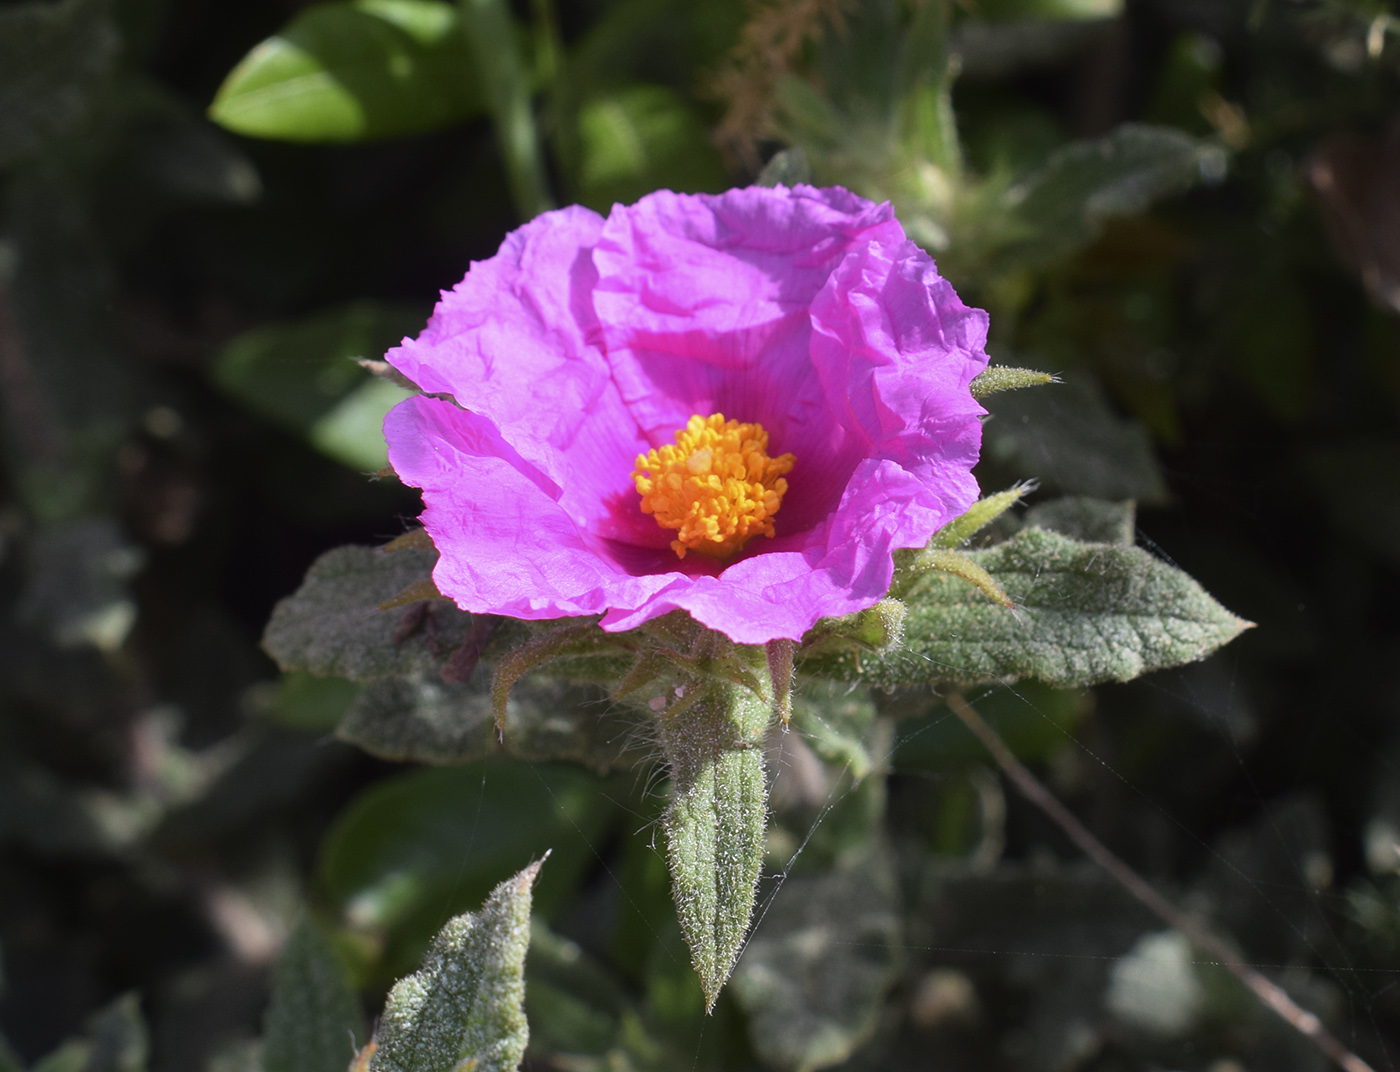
[632,413,795,560]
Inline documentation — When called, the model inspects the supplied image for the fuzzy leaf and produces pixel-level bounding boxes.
[209,0,483,143]
[1024,495,1135,545]
[732,852,901,1072]
[263,919,364,1072]
[817,528,1249,688]
[968,366,1056,398]
[369,859,541,1072]
[263,545,474,680]
[658,681,772,1009]
[0,0,118,168]
[338,670,646,773]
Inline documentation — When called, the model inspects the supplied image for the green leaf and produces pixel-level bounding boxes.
[31,993,149,1072]
[0,1033,21,1072]
[369,859,541,1072]
[890,680,1085,770]
[209,0,484,143]
[525,923,633,1057]
[339,670,648,773]
[731,852,901,1072]
[974,0,1122,19]
[983,371,1169,505]
[1003,123,1212,268]
[823,527,1250,689]
[308,376,415,471]
[320,762,614,972]
[266,670,363,732]
[213,301,424,467]
[792,681,877,781]
[263,919,365,1072]
[0,0,119,168]
[263,544,475,681]
[1023,495,1136,546]
[658,680,772,1009]
[577,85,727,212]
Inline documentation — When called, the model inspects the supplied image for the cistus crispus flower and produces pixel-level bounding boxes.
[382,184,989,645]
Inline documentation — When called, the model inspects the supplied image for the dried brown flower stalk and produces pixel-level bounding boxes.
[709,0,850,169]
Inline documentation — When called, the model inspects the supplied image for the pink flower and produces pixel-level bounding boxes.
[383,185,988,645]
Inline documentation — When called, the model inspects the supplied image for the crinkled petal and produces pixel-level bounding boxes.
[386,395,683,620]
[386,205,648,534]
[810,236,988,526]
[594,187,901,444]
[383,185,991,646]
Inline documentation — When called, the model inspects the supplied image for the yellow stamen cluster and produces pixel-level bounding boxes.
[633,413,795,560]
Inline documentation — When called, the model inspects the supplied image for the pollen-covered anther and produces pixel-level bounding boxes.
[632,413,795,560]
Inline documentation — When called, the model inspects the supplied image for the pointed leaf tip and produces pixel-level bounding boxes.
[657,681,772,1010]
[369,858,544,1072]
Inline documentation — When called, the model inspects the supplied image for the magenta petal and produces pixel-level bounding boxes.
[386,396,683,621]
[382,185,990,645]
[386,205,648,530]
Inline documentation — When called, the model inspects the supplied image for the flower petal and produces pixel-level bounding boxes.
[386,395,683,620]
[386,205,648,532]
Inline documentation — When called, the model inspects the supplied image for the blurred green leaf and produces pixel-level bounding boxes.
[792,681,877,781]
[815,527,1250,689]
[268,670,363,731]
[209,0,484,143]
[34,993,149,1072]
[457,0,553,219]
[974,0,1121,20]
[577,85,727,211]
[32,1043,90,1072]
[263,544,473,681]
[732,852,901,1072]
[1003,123,1213,268]
[308,376,414,471]
[369,859,540,1072]
[0,0,119,168]
[890,680,1084,770]
[213,301,423,467]
[525,923,631,1058]
[982,372,1169,504]
[264,919,365,1072]
[320,761,615,967]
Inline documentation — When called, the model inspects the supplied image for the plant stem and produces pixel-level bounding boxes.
[458,0,554,220]
[946,691,1378,1072]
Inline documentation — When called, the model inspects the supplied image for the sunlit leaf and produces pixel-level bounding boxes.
[813,527,1250,689]
[577,85,727,211]
[209,0,483,143]
[213,301,423,469]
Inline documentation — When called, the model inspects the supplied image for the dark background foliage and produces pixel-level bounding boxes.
[2,0,1400,1069]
